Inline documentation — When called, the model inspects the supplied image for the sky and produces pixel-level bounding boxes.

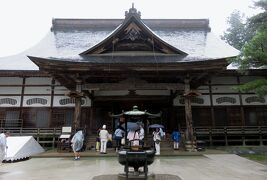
[0,0,261,57]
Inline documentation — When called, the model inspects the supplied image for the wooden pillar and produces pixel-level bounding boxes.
[209,80,215,127]
[184,79,196,151]
[184,79,193,141]
[237,76,245,126]
[74,81,82,130]
[49,78,55,128]
[74,97,81,130]
[19,77,26,128]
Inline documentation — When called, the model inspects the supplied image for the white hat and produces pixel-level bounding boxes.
[102,125,106,129]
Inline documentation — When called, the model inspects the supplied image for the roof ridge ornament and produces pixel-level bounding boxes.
[125,3,141,19]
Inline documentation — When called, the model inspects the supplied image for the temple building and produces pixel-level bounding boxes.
[0,5,266,146]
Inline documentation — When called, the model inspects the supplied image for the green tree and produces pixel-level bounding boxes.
[227,0,267,96]
[221,11,248,50]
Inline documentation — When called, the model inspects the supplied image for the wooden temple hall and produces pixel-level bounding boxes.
[0,5,267,146]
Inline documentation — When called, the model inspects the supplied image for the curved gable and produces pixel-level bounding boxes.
[80,5,187,56]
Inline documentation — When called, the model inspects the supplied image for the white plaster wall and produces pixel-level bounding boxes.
[25,77,52,85]
[23,96,51,107]
[135,90,170,96]
[239,76,264,84]
[24,87,51,94]
[0,96,20,107]
[173,95,210,106]
[197,86,209,94]
[0,87,22,94]
[53,96,91,107]
[212,94,240,106]
[54,86,69,94]
[211,77,238,84]
[211,85,239,93]
[94,90,129,96]
[54,80,61,86]
[0,77,23,85]
[82,97,91,107]
[242,94,267,105]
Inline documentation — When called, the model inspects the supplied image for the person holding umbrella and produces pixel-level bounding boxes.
[153,128,161,155]
[71,129,84,160]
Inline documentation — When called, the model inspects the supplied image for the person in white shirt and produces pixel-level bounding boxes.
[99,125,109,154]
[139,125,145,146]
[127,130,140,146]
[0,131,10,163]
[153,128,161,155]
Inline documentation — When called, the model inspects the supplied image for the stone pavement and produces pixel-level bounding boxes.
[33,148,227,157]
[0,154,267,180]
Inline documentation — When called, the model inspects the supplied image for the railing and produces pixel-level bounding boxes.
[0,119,23,128]
[193,126,267,146]
[0,127,61,148]
[1,126,266,148]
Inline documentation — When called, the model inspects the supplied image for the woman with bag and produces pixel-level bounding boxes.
[153,128,161,155]
[114,128,123,152]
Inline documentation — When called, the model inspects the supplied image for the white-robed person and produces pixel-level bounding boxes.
[0,131,10,164]
[99,125,109,154]
[127,129,140,146]
[139,125,145,146]
[153,128,161,155]
[71,129,84,160]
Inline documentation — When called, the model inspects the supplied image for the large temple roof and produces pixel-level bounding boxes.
[0,6,239,70]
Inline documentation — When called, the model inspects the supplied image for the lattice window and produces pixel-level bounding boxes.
[59,98,85,105]
[245,96,265,104]
[216,97,236,104]
[179,97,204,104]
[0,98,17,105]
[26,98,48,105]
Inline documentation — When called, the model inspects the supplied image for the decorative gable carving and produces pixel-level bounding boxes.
[80,4,187,56]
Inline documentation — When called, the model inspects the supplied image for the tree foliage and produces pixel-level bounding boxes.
[224,0,267,96]
[221,11,248,50]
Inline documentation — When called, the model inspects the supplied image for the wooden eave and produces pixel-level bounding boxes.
[29,56,228,72]
[28,55,228,90]
[0,70,49,77]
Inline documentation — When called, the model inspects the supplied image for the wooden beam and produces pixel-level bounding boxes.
[83,82,184,90]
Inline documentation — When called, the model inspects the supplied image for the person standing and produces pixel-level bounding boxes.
[99,125,109,154]
[0,131,10,164]
[153,128,161,155]
[114,127,123,152]
[171,129,181,150]
[71,129,84,160]
[127,129,140,146]
[139,125,145,146]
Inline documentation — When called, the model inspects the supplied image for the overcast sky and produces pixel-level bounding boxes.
[0,0,261,57]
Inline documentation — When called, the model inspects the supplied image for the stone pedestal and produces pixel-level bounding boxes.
[185,140,197,152]
[117,172,155,180]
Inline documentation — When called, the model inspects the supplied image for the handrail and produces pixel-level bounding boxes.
[0,119,23,128]
[191,126,267,146]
